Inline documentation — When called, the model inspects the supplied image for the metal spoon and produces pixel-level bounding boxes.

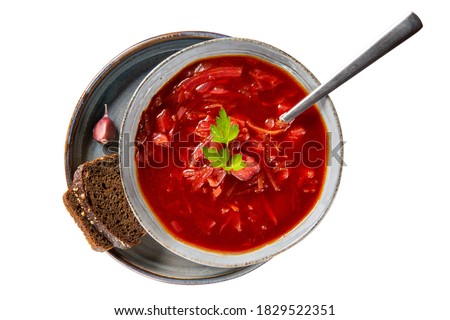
[279,12,423,123]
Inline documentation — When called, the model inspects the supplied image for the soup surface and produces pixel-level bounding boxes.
[135,55,327,253]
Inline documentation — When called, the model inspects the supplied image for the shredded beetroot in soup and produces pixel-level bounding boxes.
[135,55,327,253]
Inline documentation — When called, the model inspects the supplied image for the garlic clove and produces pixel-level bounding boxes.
[93,104,117,144]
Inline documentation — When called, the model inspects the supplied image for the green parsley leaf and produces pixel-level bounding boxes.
[202,146,229,168]
[202,108,247,172]
[210,108,239,145]
[229,153,246,171]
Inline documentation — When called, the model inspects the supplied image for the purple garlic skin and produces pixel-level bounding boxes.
[93,104,116,144]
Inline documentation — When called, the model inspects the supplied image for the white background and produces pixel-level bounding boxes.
[1,0,449,319]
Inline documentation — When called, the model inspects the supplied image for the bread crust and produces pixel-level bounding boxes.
[62,190,113,252]
[70,153,145,250]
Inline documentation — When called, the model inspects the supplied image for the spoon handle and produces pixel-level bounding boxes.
[280,12,423,123]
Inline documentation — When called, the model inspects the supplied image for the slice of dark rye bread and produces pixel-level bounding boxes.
[68,153,145,250]
[63,189,113,252]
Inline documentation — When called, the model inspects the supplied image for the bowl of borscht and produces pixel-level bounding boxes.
[119,37,343,268]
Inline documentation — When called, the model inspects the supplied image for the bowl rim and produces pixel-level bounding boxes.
[119,37,344,268]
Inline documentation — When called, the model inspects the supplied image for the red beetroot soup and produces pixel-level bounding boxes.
[135,55,327,253]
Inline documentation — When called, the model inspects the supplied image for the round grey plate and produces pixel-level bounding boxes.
[64,31,265,284]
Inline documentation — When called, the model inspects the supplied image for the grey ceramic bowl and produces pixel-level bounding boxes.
[120,37,343,268]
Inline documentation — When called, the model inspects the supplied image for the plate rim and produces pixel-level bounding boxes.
[63,31,267,284]
[65,31,228,185]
